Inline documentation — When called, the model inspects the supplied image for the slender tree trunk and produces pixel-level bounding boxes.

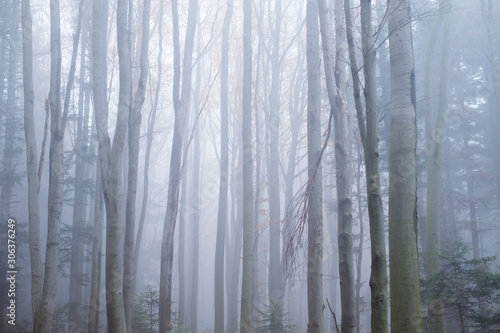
[35,0,68,329]
[214,0,233,329]
[68,3,89,329]
[159,0,197,330]
[227,118,243,333]
[355,158,364,333]
[346,1,390,331]
[425,4,451,332]
[318,0,355,331]
[124,1,151,330]
[88,158,104,333]
[134,0,163,294]
[22,0,43,327]
[0,2,19,329]
[306,0,325,331]
[92,0,130,330]
[240,0,254,330]
[388,0,423,331]
[267,0,286,330]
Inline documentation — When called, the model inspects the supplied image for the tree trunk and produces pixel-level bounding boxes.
[425,3,451,332]
[134,0,163,297]
[92,0,129,330]
[36,0,67,329]
[124,0,151,330]
[214,0,233,329]
[88,158,104,333]
[22,0,43,327]
[240,0,254,330]
[346,0,390,331]
[159,0,197,330]
[68,3,89,329]
[268,0,285,330]
[355,159,364,333]
[306,0,325,331]
[0,1,19,329]
[387,0,423,331]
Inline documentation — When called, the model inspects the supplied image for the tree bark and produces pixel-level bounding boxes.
[345,0,390,331]
[92,0,130,330]
[35,0,67,330]
[0,1,20,329]
[240,0,254,330]
[214,0,233,328]
[124,0,151,330]
[159,0,197,330]
[22,0,43,327]
[425,3,451,332]
[306,0,325,331]
[387,0,423,331]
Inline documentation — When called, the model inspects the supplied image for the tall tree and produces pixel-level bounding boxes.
[35,0,75,328]
[22,0,43,328]
[159,0,197,329]
[214,0,233,331]
[0,1,20,329]
[425,3,451,332]
[387,0,423,331]
[317,0,356,331]
[344,0,389,331]
[67,1,89,329]
[306,0,325,331]
[124,0,151,330]
[240,0,254,330]
[92,0,130,330]
[268,0,285,330]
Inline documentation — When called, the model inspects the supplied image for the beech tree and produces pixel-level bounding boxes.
[388,0,423,331]
[92,0,129,330]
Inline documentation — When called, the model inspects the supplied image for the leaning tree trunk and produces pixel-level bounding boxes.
[240,0,254,330]
[387,0,423,331]
[306,0,325,331]
[123,0,151,330]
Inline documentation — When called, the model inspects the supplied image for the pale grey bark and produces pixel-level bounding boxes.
[306,0,325,331]
[22,0,43,327]
[214,0,232,329]
[318,0,355,331]
[240,0,254,330]
[227,120,243,333]
[425,4,451,332]
[92,0,129,330]
[124,0,151,330]
[268,0,285,330]
[354,159,364,333]
[387,0,423,331]
[159,0,197,330]
[0,1,19,329]
[88,158,104,333]
[35,0,68,329]
[344,0,389,331]
[68,3,89,329]
[134,0,163,294]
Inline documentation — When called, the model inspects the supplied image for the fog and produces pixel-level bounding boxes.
[0,0,500,332]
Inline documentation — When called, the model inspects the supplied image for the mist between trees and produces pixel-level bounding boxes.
[0,0,499,332]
